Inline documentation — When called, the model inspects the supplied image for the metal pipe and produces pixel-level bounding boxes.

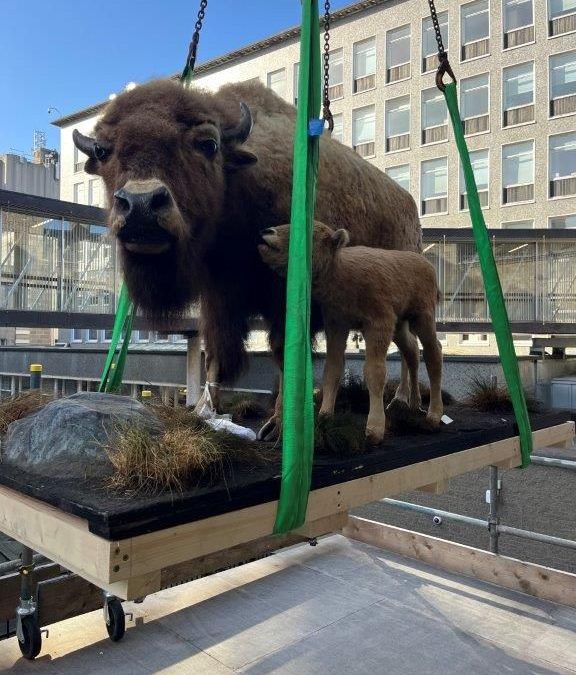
[382,499,488,529]
[531,456,576,470]
[19,546,34,602]
[488,465,500,554]
[382,499,576,551]
[0,554,45,575]
[498,525,576,551]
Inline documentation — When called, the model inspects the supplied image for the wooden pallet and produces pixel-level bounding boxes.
[0,422,572,604]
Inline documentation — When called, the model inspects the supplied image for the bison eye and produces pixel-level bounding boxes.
[94,143,110,161]
[196,139,219,158]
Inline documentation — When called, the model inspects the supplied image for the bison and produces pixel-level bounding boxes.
[259,221,443,443]
[73,79,422,438]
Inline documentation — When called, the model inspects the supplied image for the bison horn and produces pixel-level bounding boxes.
[72,129,97,158]
[221,102,253,144]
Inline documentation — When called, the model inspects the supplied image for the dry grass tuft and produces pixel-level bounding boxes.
[105,405,269,495]
[223,395,268,423]
[465,375,540,413]
[315,413,366,457]
[331,376,454,416]
[0,391,53,435]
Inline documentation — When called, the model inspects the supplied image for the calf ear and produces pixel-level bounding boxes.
[332,228,350,249]
[224,147,258,171]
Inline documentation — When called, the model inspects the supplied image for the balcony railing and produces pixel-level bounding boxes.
[503,183,534,204]
[461,38,489,61]
[328,83,344,100]
[550,176,576,198]
[387,62,410,83]
[460,190,489,210]
[462,114,489,135]
[422,196,447,215]
[504,25,534,48]
[550,94,576,118]
[353,74,375,93]
[353,142,375,158]
[549,12,576,36]
[503,104,534,127]
[422,124,448,145]
[386,133,410,152]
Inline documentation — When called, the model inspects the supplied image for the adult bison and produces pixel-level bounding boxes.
[73,78,422,438]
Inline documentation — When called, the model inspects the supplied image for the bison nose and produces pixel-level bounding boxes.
[259,228,275,241]
[114,186,173,230]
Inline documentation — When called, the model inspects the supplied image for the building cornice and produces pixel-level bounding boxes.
[52,0,391,127]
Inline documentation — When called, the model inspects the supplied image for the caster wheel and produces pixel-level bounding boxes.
[18,615,42,660]
[105,598,125,642]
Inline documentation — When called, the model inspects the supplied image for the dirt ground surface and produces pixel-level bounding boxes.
[355,445,576,574]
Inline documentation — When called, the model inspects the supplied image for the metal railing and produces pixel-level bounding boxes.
[3,191,576,334]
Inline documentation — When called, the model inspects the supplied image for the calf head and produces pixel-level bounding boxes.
[259,221,350,281]
[73,80,257,315]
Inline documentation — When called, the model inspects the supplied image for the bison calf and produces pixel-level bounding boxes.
[259,221,443,443]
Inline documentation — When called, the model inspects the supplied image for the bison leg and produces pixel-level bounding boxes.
[411,313,443,427]
[393,320,422,411]
[319,322,348,416]
[364,323,394,444]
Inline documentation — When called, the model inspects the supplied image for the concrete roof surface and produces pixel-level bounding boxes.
[2,534,576,673]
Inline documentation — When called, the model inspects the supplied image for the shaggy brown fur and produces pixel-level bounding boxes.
[260,222,443,443]
[74,78,421,437]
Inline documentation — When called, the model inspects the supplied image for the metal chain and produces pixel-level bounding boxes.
[426,0,456,90]
[427,0,445,56]
[322,0,334,133]
[182,0,208,81]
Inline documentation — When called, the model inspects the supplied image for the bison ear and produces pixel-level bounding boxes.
[224,147,258,172]
[332,228,350,249]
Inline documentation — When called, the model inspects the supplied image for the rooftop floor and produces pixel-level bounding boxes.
[2,535,576,674]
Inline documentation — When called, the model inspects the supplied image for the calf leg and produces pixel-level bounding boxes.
[257,329,285,442]
[363,324,394,444]
[393,321,422,410]
[411,314,443,426]
[319,323,349,415]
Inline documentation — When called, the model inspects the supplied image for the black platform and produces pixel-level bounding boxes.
[0,408,570,540]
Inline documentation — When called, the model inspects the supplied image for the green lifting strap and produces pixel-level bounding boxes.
[273,0,321,533]
[443,82,532,467]
[98,283,136,393]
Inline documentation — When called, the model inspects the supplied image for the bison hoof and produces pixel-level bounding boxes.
[426,412,442,428]
[365,427,386,445]
[257,416,282,443]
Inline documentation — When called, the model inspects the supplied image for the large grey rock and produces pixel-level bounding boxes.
[1,392,162,478]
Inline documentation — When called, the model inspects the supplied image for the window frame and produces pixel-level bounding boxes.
[267,68,287,99]
[501,60,535,128]
[385,24,411,84]
[548,50,576,119]
[352,37,377,93]
[420,156,449,217]
[385,94,411,153]
[460,0,491,62]
[460,72,491,136]
[501,138,536,206]
[385,164,411,192]
[547,0,576,39]
[548,130,576,200]
[502,0,535,50]
[421,86,449,146]
[459,148,490,211]
[352,104,376,158]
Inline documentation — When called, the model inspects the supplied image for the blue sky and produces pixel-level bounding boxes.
[1,0,352,156]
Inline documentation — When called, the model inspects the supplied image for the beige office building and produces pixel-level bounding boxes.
[53,0,576,353]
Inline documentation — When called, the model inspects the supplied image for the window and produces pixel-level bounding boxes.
[503,62,534,126]
[460,73,489,135]
[386,165,410,192]
[331,114,343,143]
[461,0,490,61]
[460,149,489,209]
[460,333,489,343]
[104,329,113,341]
[386,25,410,83]
[503,0,534,48]
[134,331,150,343]
[421,157,448,215]
[385,96,410,152]
[549,52,576,117]
[87,329,98,342]
[421,87,447,144]
[73,146,85,173]
[352,106,375,157]
[353,38,376,93]
[502,140,534,204]
[549,132,576,198]
[329,49,344,99]
[73,182,86,204]
[293,63,299,105]
[267,69,286,99]
[88,178,101,206]
[422,12,448,73]
[550,213,576,228]
[71,329,83,342]
[502,219,534,228]
[548,0,576,36]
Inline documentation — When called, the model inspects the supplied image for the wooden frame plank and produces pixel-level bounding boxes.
[344,516,576,609]
[0,422,572,599]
